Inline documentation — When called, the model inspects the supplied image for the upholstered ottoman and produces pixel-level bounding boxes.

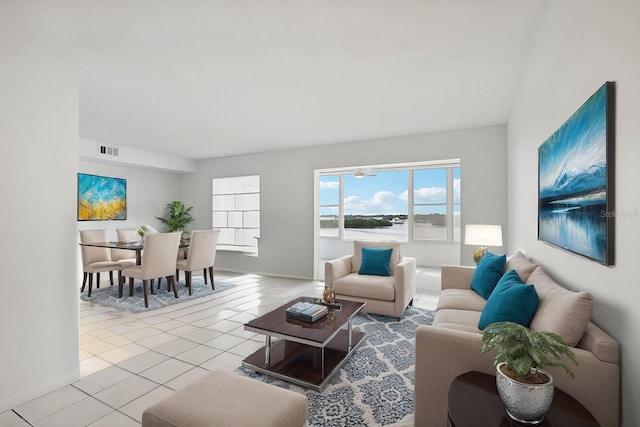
[142,370,308,427]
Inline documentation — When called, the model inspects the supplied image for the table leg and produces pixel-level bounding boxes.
[264,335,271,366]
[321,347,325,379]
[348,321,353,351]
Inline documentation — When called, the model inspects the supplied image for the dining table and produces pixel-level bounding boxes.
[79,240,189,265]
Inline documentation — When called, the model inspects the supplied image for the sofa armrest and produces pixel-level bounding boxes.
[393,257,416,315]
[415,324,620,427]
[414,325,495,427]
[441,265,475,290]
[324,255,353,288]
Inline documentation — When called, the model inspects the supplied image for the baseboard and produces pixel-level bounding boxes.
[0,370,80,413]
[215,267,314,282]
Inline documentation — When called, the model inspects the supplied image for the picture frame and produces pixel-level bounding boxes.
[77,173,127,221]
[538,82,615,266]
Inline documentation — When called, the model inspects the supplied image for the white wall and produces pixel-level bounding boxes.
[0,2,80,411]
[182,125,508,279]
[508,0,639,424]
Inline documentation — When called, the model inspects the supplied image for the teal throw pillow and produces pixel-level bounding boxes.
[478,269,540,330]
[470,252,506,299]
[358,247,393,276]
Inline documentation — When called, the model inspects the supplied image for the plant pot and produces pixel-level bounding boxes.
[495,362,554,425]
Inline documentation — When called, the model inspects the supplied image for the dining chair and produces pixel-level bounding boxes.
[110,228,140,268]
[120,232,181,307]
[79,229,125,297]
[175,230,220,295]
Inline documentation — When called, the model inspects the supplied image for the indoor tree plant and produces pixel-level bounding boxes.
[156,201,194,234]
[481,321,578,424]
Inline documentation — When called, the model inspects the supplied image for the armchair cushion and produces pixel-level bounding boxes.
[478,269,539,329]
[358,247,393,276]
[332,274,395,302]
[351,240,401,274]
[470,252,506,299]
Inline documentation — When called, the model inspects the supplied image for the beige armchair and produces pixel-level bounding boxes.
[325,240,416,320]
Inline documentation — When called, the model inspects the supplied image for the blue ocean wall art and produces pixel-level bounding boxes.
[538,82,615,265]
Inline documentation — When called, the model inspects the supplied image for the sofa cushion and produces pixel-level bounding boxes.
[352,240,401,275]
[528,266,594,347]
[432,308,483,334]
[478,269,539,329]
[470,252,506,299]
[333,273,395,301]
[359,247,393,276]
[436,289,486,312]
[504,251,539,282]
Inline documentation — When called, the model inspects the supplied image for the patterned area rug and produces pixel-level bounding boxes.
[237,306,435,426]
[80,277,236,313]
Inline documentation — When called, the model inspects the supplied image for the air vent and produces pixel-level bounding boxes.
[98,145,119,157]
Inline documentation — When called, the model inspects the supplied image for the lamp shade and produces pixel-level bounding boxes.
[464,224,503,247]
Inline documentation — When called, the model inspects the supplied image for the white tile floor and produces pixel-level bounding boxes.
[2,272,439,427]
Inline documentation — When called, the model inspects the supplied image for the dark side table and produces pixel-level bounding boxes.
[448,371,600,427]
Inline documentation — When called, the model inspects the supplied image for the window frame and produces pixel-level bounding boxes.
[317,161,460,244]
[212,175,260,255]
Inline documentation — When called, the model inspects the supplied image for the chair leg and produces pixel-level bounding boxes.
[96,272,101,289]
[186,271,192,295]
[203,269,207,284]
[88,274,93,297]
[208,267,215,290]
[150,278,155,295]
[118,274,124,298]
[170,275,178,298]
[142,279,149,308]
[129,277,135,297]
[176,270,180,283]
[109,271,114,286]
[81,272,87,292]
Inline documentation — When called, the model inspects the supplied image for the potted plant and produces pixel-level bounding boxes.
[156,201,194,236]
[480,321,578,425]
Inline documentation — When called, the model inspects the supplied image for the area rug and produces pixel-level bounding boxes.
[237,306,435,426]
[80,277,236,313]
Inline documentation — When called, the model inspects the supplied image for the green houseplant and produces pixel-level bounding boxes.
[156,201,194,233]
[481,321,578,424]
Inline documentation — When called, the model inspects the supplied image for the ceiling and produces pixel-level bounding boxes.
[72,1,545,160]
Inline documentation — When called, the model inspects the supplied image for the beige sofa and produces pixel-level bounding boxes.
[325,240,416,320]
[414,252,620,427]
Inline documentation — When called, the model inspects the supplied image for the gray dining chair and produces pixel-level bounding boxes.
[176,230,220,295]
[79,229,125,297]
[120,232,181,307]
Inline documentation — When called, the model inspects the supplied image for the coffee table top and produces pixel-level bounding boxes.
[245,296,365,345]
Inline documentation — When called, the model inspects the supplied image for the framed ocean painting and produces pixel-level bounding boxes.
[77,173,127,221]
[538,82,615,266]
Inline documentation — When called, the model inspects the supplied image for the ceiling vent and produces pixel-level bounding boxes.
[97,145,119,157]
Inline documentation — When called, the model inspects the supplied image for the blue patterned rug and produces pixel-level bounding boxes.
[237,306,434,426]
[80,276,236,313]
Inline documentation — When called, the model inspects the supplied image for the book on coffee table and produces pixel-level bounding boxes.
[285,301,328,322]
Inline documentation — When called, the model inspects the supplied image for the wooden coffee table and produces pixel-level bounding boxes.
[242,296,366,391]
[448,371,600,427]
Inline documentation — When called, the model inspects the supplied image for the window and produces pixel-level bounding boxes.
[212,175,260,254]
[317,161,460,243]
[319,175,340,238]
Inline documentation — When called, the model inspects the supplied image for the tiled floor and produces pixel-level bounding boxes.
[2,272,439,427]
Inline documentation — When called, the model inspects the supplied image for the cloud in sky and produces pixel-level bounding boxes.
[344,190,398,214]
[319,181,339,190]
[397,179,461,203]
